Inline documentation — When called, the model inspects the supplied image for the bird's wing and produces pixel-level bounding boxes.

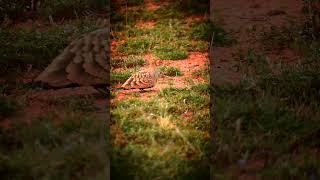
[34,28,110,88]
[121,71,155,89]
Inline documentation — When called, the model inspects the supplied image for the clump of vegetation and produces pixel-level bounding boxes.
[126,0,145,6]
[0,0,108,23]
[262,21,320,62]
[154,3,184,19]
[113,16,215,57]
[160,66,183,76]
[153,46,188,60]
[189,19,235,45]
[301,0,320,39]
[117,38,152,55]
[111,56,146,68]
[50,95,98,112]
[192,67,209,80]
[233,49,271,75]
[0,20,100,74]
[178,0,209,14]
[211,4,320,177]
[109,0,213,179]
[262,25,295,50]
[0,115,108,179]
[111,10,156,31]
[111,70,133,85]
[0,0,30,22]
[111,84,210,179]
[212,60,320,178]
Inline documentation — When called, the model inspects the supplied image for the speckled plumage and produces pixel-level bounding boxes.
[121,68,160,90]
[34,19,110,88]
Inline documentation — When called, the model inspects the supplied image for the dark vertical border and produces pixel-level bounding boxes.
[209,0,215,179]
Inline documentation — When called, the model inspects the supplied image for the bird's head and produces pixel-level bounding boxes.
[152,60,165,78]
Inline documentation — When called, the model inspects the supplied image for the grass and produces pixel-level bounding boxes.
[0,0,108,23]
[111,9,156,31]
[0,19,101,74]
[0,114,108,180]
[262,22,320,62]
[192,67,209,80]
[117,38,152,55]
[233,49,271,75]
[126,0,145,6]
[46,95,98,112]
[189,19,235,45]
[212,54,320,178]
[111,56,146,68]
[114,18,231,57]
[111,69,134,85]
[112,10,221,57]
[160,66,183,76]
[178,0,209,15]
[111,83,210,179]
[110,1,212,179]
[207,14,320,178]
[153,46,188,60]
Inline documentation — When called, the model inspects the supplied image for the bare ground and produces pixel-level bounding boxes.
[212,0,304,84]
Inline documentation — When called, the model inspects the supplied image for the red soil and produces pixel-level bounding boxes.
[113,51,209,101]
[212,0,304,84]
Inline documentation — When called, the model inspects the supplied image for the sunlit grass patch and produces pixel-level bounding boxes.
[160,66,183,76]
[111,69,134,85]
[158,86,209,110]
[111,12,223,71]
[113,16,211,56]
[192,67,209,80]
[111,85,210,179]
[110,1,211,179]
[125,27,152,37]
[153,46,188,60]
[111,56,146,68]
[154,3,184,19]
[117,38,152,55]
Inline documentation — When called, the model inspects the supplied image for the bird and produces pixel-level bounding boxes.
[120,60,162,91]
[32,18,111,96]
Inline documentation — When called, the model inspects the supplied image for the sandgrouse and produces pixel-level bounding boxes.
[120,61,161,90]
[33,18,110,90]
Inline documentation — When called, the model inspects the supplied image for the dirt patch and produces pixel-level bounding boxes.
[212,0,304,84]
[145,0,161,11]
[26,87,99,101]
[135,20,156,28]
[211,0,308,177]
[113,52,208,100]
